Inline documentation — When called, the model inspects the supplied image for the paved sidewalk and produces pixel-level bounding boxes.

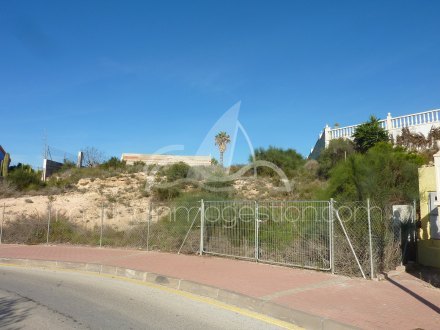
[0,244,438,329]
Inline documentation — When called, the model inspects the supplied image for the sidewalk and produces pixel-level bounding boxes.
[0,244,438,329]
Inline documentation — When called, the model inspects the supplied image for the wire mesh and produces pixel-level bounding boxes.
[203,200,256,260]
[333,201,371,277]
[203,200,331,270]
[0,198,409,278]
[147,202,201,254]
[46,206,101,246]
[333,201,404,277]
[257,201,331,270]
[1,208,48,244]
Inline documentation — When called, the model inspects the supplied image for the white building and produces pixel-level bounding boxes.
[121,153,212,166]
[309,109,440,159]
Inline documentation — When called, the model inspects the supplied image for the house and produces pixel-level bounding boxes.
[418,147,440,268]
[0,145,6,162]
[120,153,212,166]
[310,108,440,159]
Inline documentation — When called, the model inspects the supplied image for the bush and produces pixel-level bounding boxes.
[127,161,147,173]
[353,116,389,153]
[324,143,424,204]
[163,162,190,182]
[153,186,181,201]
[100,157,127,170]
[252,146,305,178]
[152,162,191,201]
[317,139,355,179]
[7,165,43,191]
[59,160,76,172]
[0,178,16,197]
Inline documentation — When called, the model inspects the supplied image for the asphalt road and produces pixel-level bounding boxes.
[0,266,291,330]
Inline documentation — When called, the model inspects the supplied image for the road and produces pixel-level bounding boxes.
[0,266,293,329]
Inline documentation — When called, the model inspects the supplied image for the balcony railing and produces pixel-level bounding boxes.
[390,109,440,129]
[328,109,440,140]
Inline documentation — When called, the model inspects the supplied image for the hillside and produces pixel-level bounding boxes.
[0,162,326,229]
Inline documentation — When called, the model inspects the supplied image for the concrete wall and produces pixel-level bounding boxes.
[308,131,326,160]
[121,154,212,166]
[418,165,440,268]
[42,159,63,181]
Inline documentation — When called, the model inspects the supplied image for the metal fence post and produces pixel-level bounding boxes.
[330,198,334,274]
[334,205,367,279]
[46,205,51,245]
[199,200,204,256]
[255,201,259,261]
[413,199,417,263]
[367,198,374,279]
[146,203,152,251]
[413,200,416,224]
[99,203,104,248]
[0,203,5,244]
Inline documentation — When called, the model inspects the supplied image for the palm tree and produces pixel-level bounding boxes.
[215,131,231,167]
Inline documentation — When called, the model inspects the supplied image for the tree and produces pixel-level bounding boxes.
[353,116,389,153]
[325,143,424,204]
[214,131,231,167]
[251,146,304,178]
[317,139,355,178]
[82,147,105,167]
[7,164,42,191]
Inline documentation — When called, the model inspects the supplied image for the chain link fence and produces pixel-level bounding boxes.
[0,201,201,252]
[0,199,412,278]
[203,200,256,260]
[333,201,398,278]
[203,201,331,270]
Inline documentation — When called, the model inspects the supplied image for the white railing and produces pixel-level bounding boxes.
[309,108,440,159]
[390,109,440,130]
[330,124,360,139]
[328,109,440,140]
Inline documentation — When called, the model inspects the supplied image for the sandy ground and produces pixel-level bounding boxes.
[0,173,282,229]
[0,173,153,229]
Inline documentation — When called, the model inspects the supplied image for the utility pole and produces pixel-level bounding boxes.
[43,130,48,159]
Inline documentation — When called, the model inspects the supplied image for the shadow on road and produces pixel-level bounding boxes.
[386,276,440,315]
[0,295,32,330]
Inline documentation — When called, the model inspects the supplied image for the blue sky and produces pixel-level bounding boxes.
[1,1,440,168]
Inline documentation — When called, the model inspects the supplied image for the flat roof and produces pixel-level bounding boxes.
[121,153,212,165]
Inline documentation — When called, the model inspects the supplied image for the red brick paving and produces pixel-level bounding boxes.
[0,244,438,329]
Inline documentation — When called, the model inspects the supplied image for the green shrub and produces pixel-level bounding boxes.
[153,186,181,201]
[127,161,146,173]
[7,165,43,191]
[317,139,355,179]
[251,146,305,178]
[324,143,424,204]
[59,160,76,172]
[152,162,191,201]
[164,162,190,181]
[100,157,127,170]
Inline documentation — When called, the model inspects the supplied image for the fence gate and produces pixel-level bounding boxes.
[257,201,331,270]
[202,200,331,270]
[203,200,256,260]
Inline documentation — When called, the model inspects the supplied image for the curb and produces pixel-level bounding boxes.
[0,257,358,330]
